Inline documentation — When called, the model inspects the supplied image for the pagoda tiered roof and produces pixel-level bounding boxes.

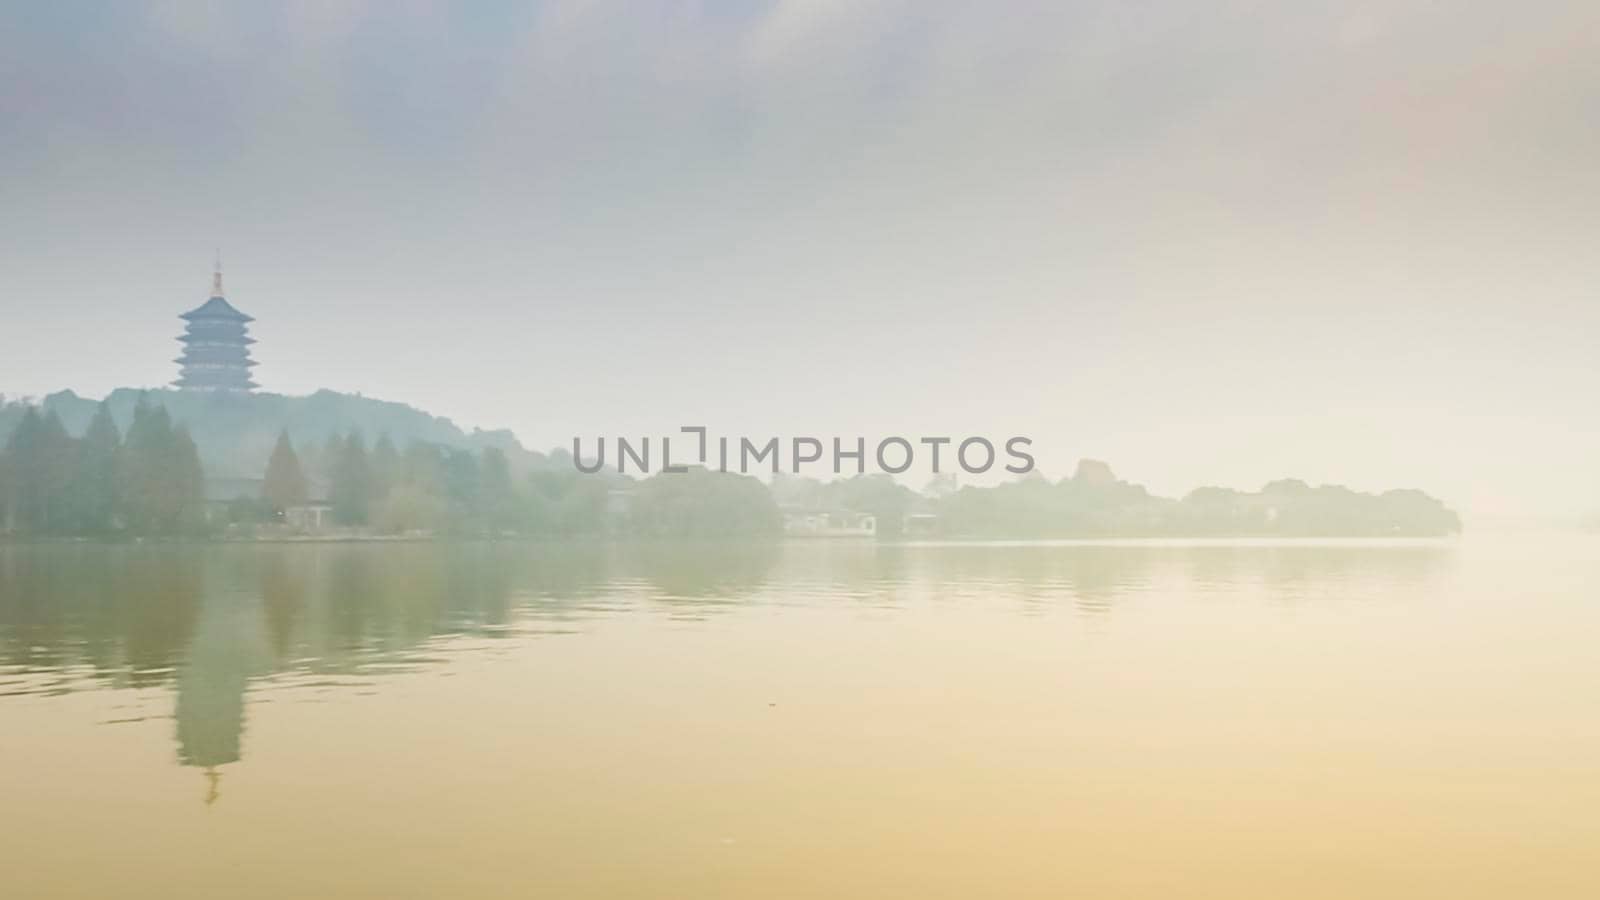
[174,265,258,392]
[178,332,257,345]
[180,296,254,322]
[173,353,259,367]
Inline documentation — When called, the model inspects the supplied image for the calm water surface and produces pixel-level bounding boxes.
[2,535,1597,898]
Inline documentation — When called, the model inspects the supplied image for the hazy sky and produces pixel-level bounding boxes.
[2,1,1596,516]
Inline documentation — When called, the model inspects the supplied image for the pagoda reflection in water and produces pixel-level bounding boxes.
[2,541,1415,802]
[174,582,267,804]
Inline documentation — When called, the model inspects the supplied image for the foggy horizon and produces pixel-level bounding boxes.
[8,8,1600,899]
[3,2,1596,518]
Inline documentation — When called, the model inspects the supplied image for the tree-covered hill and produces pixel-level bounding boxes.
[0,391,1465,539]
[0,388,546,478]
[934,461,1463,538]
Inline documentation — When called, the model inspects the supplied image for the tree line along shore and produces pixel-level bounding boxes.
[0,391,1463,541]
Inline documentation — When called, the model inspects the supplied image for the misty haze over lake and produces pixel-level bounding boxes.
[2,2,1596,519]
[4,534,1598,897]
[4,3,1599,897]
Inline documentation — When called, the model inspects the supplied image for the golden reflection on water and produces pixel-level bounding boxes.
[1,536,1597,898]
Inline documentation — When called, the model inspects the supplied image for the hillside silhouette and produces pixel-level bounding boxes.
[1,388,545,478]
[1,390,1462,539]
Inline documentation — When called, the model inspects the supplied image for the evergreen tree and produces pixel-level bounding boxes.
[168,424,207,535]
[117,397,206,535]
[0,409,31,532]
[261,430,309,515]
[0,434,10,532]
[525,470,609,537]
[69,402,121,533]
[3,408,75,533]
[312,433,345,486]
[370,440,447,533]
[442,448,482,526]
[631,468,782,537]
[331,432,373,525]
[402,441,446,497]
[480,447,519,532]
[297,439,323,486]
[371,433,400,506]
[38,410,74,534]
[118,398,170,534]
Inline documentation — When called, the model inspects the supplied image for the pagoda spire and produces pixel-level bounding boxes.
[204,767,222,807]
[212,249,224,297]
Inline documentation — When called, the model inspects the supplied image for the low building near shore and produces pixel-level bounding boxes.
[204,476,333,534]
[782,507,877,538]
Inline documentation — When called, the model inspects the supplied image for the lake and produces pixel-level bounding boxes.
[2,535,1597,898]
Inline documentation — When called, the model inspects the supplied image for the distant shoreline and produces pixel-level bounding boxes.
[0,532,1472,548]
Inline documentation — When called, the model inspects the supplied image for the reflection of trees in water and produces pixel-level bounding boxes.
[0,539,791,686]
[909,544,1161,615]
[260,554,304,662]
[0,541,1460,679]
[621,540,780,614]
[772,542,911,600]
[519,541,612,619]
[0,545,203,684]
[1181,543,1453,600]
[264,544,527,668]
[0,543,626,684]
[122,553,206,684]
[0,538,1459,782]
[764,542,1155,613]
[768,541,1454,615]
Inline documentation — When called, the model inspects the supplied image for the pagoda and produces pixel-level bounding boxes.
[174,261,257,392]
